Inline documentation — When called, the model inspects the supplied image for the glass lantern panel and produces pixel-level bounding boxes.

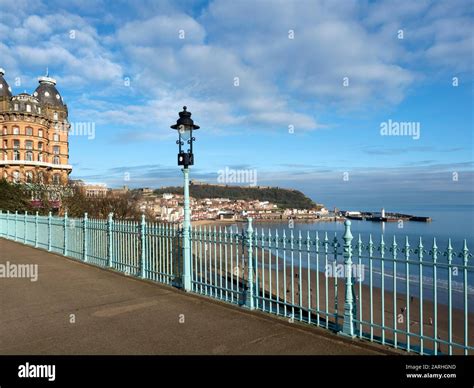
[179,125,192,141]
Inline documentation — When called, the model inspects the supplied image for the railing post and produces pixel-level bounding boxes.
[35,211,39,247]
[461,240,470,355]
[140,214,146,278]
[432,238,438,355]
[6,210,10,238]
[340,220,355,337]
[47,211,52,251]
[63,212,68,256]
[245,217,255,310]
[107,213,113,268]
[83,213,88,262]
[14,210,18,241]
[24,211,27,243]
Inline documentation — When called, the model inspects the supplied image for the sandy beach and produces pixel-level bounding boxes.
[189,236,474,355]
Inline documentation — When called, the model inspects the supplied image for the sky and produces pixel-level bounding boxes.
[0,0,473,210]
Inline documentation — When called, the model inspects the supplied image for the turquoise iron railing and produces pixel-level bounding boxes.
[0,210,180,286]
[0,210,472,355]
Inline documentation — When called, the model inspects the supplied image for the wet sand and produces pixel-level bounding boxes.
[190,239,473,355]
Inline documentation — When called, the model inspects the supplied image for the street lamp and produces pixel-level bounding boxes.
[171,106,199,292]
[171,106,200,167]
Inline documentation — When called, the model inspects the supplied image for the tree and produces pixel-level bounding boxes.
[0,179,33,213]
[62,186,143,220]
[61,186,89,218]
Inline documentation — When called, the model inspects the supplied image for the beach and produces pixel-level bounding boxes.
[189,234,474,355]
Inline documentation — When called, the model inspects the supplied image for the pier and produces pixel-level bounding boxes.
[343,210,432,223]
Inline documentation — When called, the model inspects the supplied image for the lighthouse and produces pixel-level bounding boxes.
[381,208,386,218]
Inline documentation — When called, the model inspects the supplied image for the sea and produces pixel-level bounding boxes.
[250,204,474,310]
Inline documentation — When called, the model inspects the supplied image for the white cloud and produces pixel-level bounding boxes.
[23,15,52,36]
[0,0,471,138]
[116,14,206,46]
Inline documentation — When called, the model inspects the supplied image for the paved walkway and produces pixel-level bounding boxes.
[0,238,396,355]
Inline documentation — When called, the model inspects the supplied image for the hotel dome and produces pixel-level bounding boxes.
[0,68,72,188]
[0,68,12,99]
[34,76,65,108]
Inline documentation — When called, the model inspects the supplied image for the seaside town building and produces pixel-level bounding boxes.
[83,183,108,197]
[70,180,108,198]
[134,192,327,223]
[0,68,72,186]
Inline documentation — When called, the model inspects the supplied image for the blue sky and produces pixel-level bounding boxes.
[0,0,473,210]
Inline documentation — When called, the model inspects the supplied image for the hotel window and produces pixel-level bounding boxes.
[26,105,31,113]
[25,140,33,150]
[25,171,33,183]
[53,156,59,164]
[2,127,6,135]
[13,171,20,183]
[53,174,60,185]
[13,140,20,149]
[53,133,59,142]
[2,140,6,149]
[53,146,60,155]
[26,127,33,136]
[14,103,18,111]
[53,112,58,120]
[38,129,43,138]
[25,151,33,161]
[38,142,43,151]
[13,150,20,160]
[13,127,19,135]
[38,153,43,162]
[38,172,44,183]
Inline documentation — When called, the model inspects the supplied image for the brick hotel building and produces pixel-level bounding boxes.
[0,68,72,186]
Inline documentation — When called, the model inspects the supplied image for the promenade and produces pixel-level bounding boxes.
[0,238,395,355]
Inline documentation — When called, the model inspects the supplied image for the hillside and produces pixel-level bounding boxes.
[153,184,320,210]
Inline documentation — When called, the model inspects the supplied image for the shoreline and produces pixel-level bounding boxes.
[191,238,473,355]
[191,218,339,227]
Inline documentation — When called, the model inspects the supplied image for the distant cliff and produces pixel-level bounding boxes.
[153,184,320,210]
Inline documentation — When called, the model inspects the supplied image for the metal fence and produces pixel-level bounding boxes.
[0,210,472,355]
[0,210,180,287]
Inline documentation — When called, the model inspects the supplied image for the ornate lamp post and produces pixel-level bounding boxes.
[171,106,199,291]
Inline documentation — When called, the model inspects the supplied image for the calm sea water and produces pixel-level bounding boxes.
[250,204,474,310]
[254,204,474,248]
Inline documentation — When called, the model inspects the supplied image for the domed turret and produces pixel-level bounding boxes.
[0,69,72,188]
[0,68,12,99]
[34,75,65,108]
